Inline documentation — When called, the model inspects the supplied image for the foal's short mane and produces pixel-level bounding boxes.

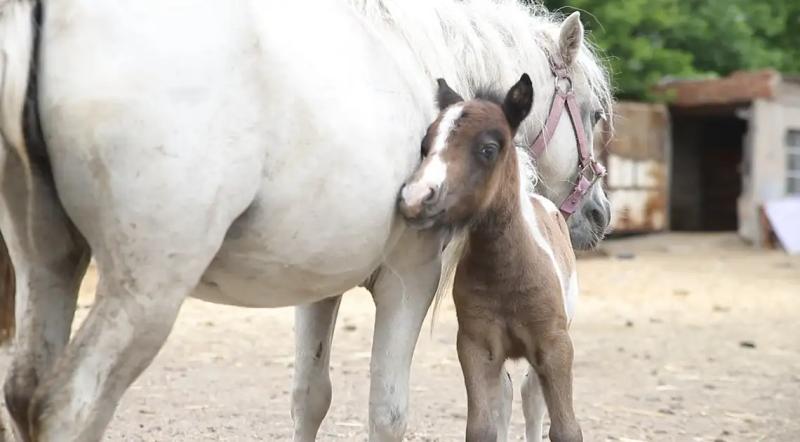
[472,87,505,106]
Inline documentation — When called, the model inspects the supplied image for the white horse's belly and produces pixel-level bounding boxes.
[193,169,406,307]
[194,246,374,308]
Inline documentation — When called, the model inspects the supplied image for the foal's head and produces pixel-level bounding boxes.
[398,74,534,229]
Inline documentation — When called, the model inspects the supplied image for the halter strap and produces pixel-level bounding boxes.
[529,91,566,157]
[528,54,607,218]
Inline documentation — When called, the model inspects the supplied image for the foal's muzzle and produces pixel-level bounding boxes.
[398,181,444,228]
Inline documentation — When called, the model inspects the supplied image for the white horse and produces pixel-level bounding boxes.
[0,1,611,441]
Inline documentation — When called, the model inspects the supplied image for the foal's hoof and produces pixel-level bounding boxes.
[550,426,583,442]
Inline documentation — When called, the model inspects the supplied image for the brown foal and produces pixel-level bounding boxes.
[398,75,582,442]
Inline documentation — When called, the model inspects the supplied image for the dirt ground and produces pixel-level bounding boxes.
[1,233,799,441]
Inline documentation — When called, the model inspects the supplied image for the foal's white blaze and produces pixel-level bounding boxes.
[417,156,447,192]
[430,104,464,155]
[401,104,463,206]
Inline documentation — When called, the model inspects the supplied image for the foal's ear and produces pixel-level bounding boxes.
[503,74,534,130]
[436,78,464,110]
[558,11,584,67]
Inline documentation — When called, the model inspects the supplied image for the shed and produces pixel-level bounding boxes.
[598,102,670,233]
[656,70,800,246]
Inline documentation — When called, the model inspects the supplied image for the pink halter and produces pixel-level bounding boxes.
[528,54,607,218]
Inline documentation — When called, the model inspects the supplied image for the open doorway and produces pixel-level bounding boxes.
[669,107,747,231]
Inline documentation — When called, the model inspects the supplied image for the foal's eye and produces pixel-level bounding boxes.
[420,135,430,157]
[478,143,499,162]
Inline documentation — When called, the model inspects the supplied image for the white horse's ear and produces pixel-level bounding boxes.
[558,11,584,67]
[436,78,464,110]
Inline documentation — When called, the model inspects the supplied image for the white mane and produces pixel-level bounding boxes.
[348,0,613,147]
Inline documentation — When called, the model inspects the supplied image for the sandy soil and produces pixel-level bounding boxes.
[1,233,799,441]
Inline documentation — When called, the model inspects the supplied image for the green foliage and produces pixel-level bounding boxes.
[535,0,800,100]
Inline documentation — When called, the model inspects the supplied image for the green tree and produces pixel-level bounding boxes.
[536,0,800,100]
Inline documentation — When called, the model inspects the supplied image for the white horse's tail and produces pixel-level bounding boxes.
[0,0,37,346]
[429,228,468,334]
[1,0,34,170]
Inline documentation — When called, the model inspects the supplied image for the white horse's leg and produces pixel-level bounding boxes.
[526,333,581,442]
[522,366,547,441]
[0,156,90,441]
[496,367,513,442]
[26,226,231,442]
[367,232,442,441]
[24,150,255,441]
[292,295,342,442]
[29,268,184,441]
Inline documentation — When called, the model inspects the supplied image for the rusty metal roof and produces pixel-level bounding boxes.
[655,69,781,107]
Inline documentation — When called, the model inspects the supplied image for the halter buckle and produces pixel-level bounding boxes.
[579,159,607,186]
[555,75,573,95]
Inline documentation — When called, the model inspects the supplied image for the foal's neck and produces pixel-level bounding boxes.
[467,160,526,260]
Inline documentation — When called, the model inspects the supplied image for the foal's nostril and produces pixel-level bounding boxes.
[423,185,439,205]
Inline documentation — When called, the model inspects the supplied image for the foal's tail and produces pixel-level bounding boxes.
[429,229,468,334]
[0,0,38,346]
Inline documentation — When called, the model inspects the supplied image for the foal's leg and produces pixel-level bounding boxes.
[0,158,90,441]
[457,332,504,442]
[528,332,582,442]
[291,295,342,442]
[521,365,547,442]
[367,231,442,441]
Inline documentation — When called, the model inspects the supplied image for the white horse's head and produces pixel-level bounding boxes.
[521,12,613,250]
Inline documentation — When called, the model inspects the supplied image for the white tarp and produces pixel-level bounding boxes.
[764,197,800,255]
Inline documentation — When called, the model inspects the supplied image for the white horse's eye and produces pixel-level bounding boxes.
[592,111,604,126]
